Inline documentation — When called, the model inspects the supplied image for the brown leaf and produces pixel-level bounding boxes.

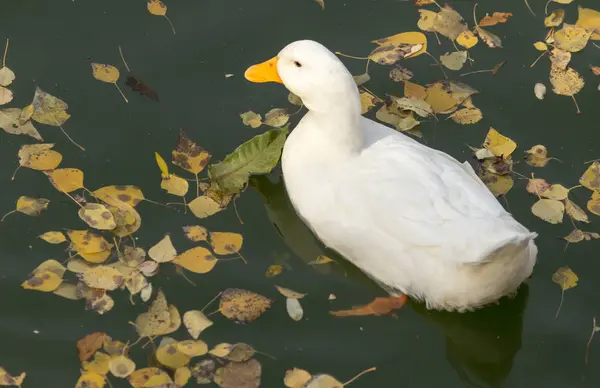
[478,12,513,27]
[330,295,407,317]
[77,332,107,362]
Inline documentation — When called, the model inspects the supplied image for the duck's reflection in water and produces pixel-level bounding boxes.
[251,174,527,388]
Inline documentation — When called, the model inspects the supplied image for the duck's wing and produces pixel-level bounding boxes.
[332,124,532,266]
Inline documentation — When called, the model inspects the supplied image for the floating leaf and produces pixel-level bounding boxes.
[265,264,283,277]
[2,196,49,221]
[525,145,551,167]
[67,230,112,254]
[128,368,172,387]
[449,107,482,124]
[21,270,62,292]
[75,373,105,388]
[371,31,428,58]
[286,298,304,321]
[172,130,211,175]
[0,367,26,387]
[554,24,592,52]
[534,41,548,51]
[368,44,423,65]
[107,199,142,237]
[417,9,437,32]
[390,96,432,118]
[91,63,119,83]
[353,73,371,86]
[479,12,512,27]
[264,108,289,127]
[284,368,312,388]
[149,234,177,263]
[214,359,261,388]
[77,332,107,362]
[208,127,289,195]
[174,367,192,386]
[456,30,479,49]
[173,246,218,274]
[275,285,306,299]
[240,111,262,128]
[565,199,589,223]
[46,168,84,193]
[161,173,189,196]
[552,266,578,318]
[183,310,213,339]
[545,9,565,27]
[209,232,243,255]
[125,75,159,101]
[576,6,600,40]
[17,143,62,171]
[531,198,564,224]
[78,203,116,231]
[404,81,427,99]
[527,177,551,195]
[476,27,503,48]
[440,51,468,71]
[359,91,380,115]
[183,225,208,242]
[93,185,144,207]
[0,67,15,87]
[330,295,407,317]
[309,255,335,265]
[147,0,176,34]
[540,184,569,200]
[156,342,191,369]
[433,5,468,41]
[31,87,71,126]
[188,195,225,218]
[424,82,457,114]
[550,65,584,96]
[0,87,13,105]
[388,66,413,82]
[177,340,209,357]
[483,128,517,157]
[82,266,124,291]
[108,355,136,378]
[135,290,171,337]
[0,108,43,141]
[219,288,272,323]
[82,351,111,375]
[579,162,600,192]
[33,259,67,278]
[563,229,600,243]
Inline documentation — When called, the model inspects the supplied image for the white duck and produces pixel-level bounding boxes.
[244,40,538,312]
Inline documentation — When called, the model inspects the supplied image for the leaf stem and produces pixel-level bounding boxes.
[525,0,536,17]
[334,52,369,60]
[2,38,8,67]
[555,289,564,319]
[114,83,129,103]
[571,95,581,114]
[0,209,16,222]
[343,367,377,386]
[118,45,131,73]
[586,316,596,364]
[164,15,176,35]
[201,291,223,313]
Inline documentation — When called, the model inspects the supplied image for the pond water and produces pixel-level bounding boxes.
[1,0,600,387]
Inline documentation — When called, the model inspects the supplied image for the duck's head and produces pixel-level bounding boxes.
[244,40,360,114]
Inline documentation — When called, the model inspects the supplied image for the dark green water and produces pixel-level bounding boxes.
[2,0,600,386]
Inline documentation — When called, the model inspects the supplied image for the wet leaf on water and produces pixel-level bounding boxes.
[563,229,600,243]
[550,48,571,70]
[476,27,503,48]
[388,66,413,82]
[404,81,427,99]
[108,355,136,378]
[125,76,159,101]
[93,185,145,207]
[0,108,43,141]
[479,12,513,27]
[448,107,482,124]
[284,368,312,388]
[554,24,592,52]
[107,199,142,237]
[531,198,565,223]
[188,195,225,219]
[91,63,120,83]
[75,372,105,388]
[576,6,600,40]
[390,96,432,118]
[183,225,208,242]
[275,285,306,299]
[173,246,218,274]
[525,145,551,167]
[526,177,551,195]
[456,30,479,49]
[183,310,213,339]
[77,332,107,362]
[417,9,437,32]
[67,230,112,254]
[2,196,49,221]
[38,231,67,244]
[550,65,584,99]
[138,260,160,277]
[161,173,189,197]
[124,271,148,295]
[21,270,62,292]
[286,298,304,321]
[53,282,83,300]
[565,199,589,223]
[0,367,26,387]
[191,359,217,384]
[140,283,153,302]
[371,31,428,58]
[545,9,565,27]
[579,162,600,192]
[539,184,569,200]
[176,339,209,357]
[128,367,172,387]
[0,87,13,105]
[78,203,117,231]
[135,289,172,337]
[264,108,290,127]
[359,90,381,115]
[82,266,124,291]
[309,255,335,265]
[210,232,243,255]
[534,41,548,51]
[31,87,71,126]
[172,130,211,175]
[483,128,517,158]
[553,267,578,291]
[433,5,468,41]
[424,82,457,114]
[440,51,468,71]
[219,288,272,323]
[17,143,62,172]
[46,168,84,193]
[368,44,423,65]
[0,67,15,87]
[33,259,67,277]
[240,111,262,128]
[149,234,177,263]
[208,127,288,195]
[214,359,261,388]
[174,367,192,386]
[82,351,111,376]
[330,295,407,317]
[156,342,191,369]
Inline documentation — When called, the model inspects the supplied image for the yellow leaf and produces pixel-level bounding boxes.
[188,195,225,218]
[534,41,548,51]
[552,266,578,290]
[78,203,117,231]
[284,368,312,388]
[182,225,208,242]
[448,107,482,124]
[309,255,335,265]
[134,290,171,337]
[540,184,569,200]
[359,90,380,114]
[417,9,437,32]
[75,372,105,388]
[525,145,551,167]
[67,230,112,254]
[456,30,479,49]
[0,367,26,387]
[108,355,136,378]
[550,65,584,97]
[173,246,218,274]
[0,67,15,87]
[33,259,66,277]
[565,199,589,223]
[53,282,82,300]
[176,340,209,357]
[183,310,213,339]
[0,86,14,105]
[545,9,565,27]
[31,87,71,126]
[128,368,172,388]
[156,342,191,369]
[3,196,50,221]
[479,170,514,197]
[93,185,145,207]
[554,24,592,52]
[107,200,142,237]
[155,151,169,177]
[83,352,111,375]
[17,143,62,170]
[440,51,468,71]
[265,264,284,277]
[209,232,243,255]
[219,288,272,323]
[148,234,177,263]
[38,231,66,244]
[531,199,565,224]
[0,107,43,141]
[82,266,124,291]
[275,285,307,299]
[371,31,428,58]
[162,304,182,335]
[21,270,62,292]
[424,82,457,114]
[404,81,427,99]
[433,5,468,41]
[147,0,167,16]
[172,131,211,175]
[586,196,600,216]
[46,168,84,193]
[91,63,120,83]
[209,343,233,358]
[80,249,112,264]
[483,128,517,157]
[576,6,600,40]
[579,161,600,192]
[161,174,189,196]
[174,367,191,386]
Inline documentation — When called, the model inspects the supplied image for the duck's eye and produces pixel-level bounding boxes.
[293,61,302,68]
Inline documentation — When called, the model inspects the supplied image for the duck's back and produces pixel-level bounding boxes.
[283,117,537,311]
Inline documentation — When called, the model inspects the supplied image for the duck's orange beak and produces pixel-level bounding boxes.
[244,56,283,84]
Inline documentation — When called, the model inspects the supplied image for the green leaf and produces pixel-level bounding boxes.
[208,127,289,195]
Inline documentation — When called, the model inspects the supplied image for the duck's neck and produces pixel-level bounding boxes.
[301,88,365,156]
